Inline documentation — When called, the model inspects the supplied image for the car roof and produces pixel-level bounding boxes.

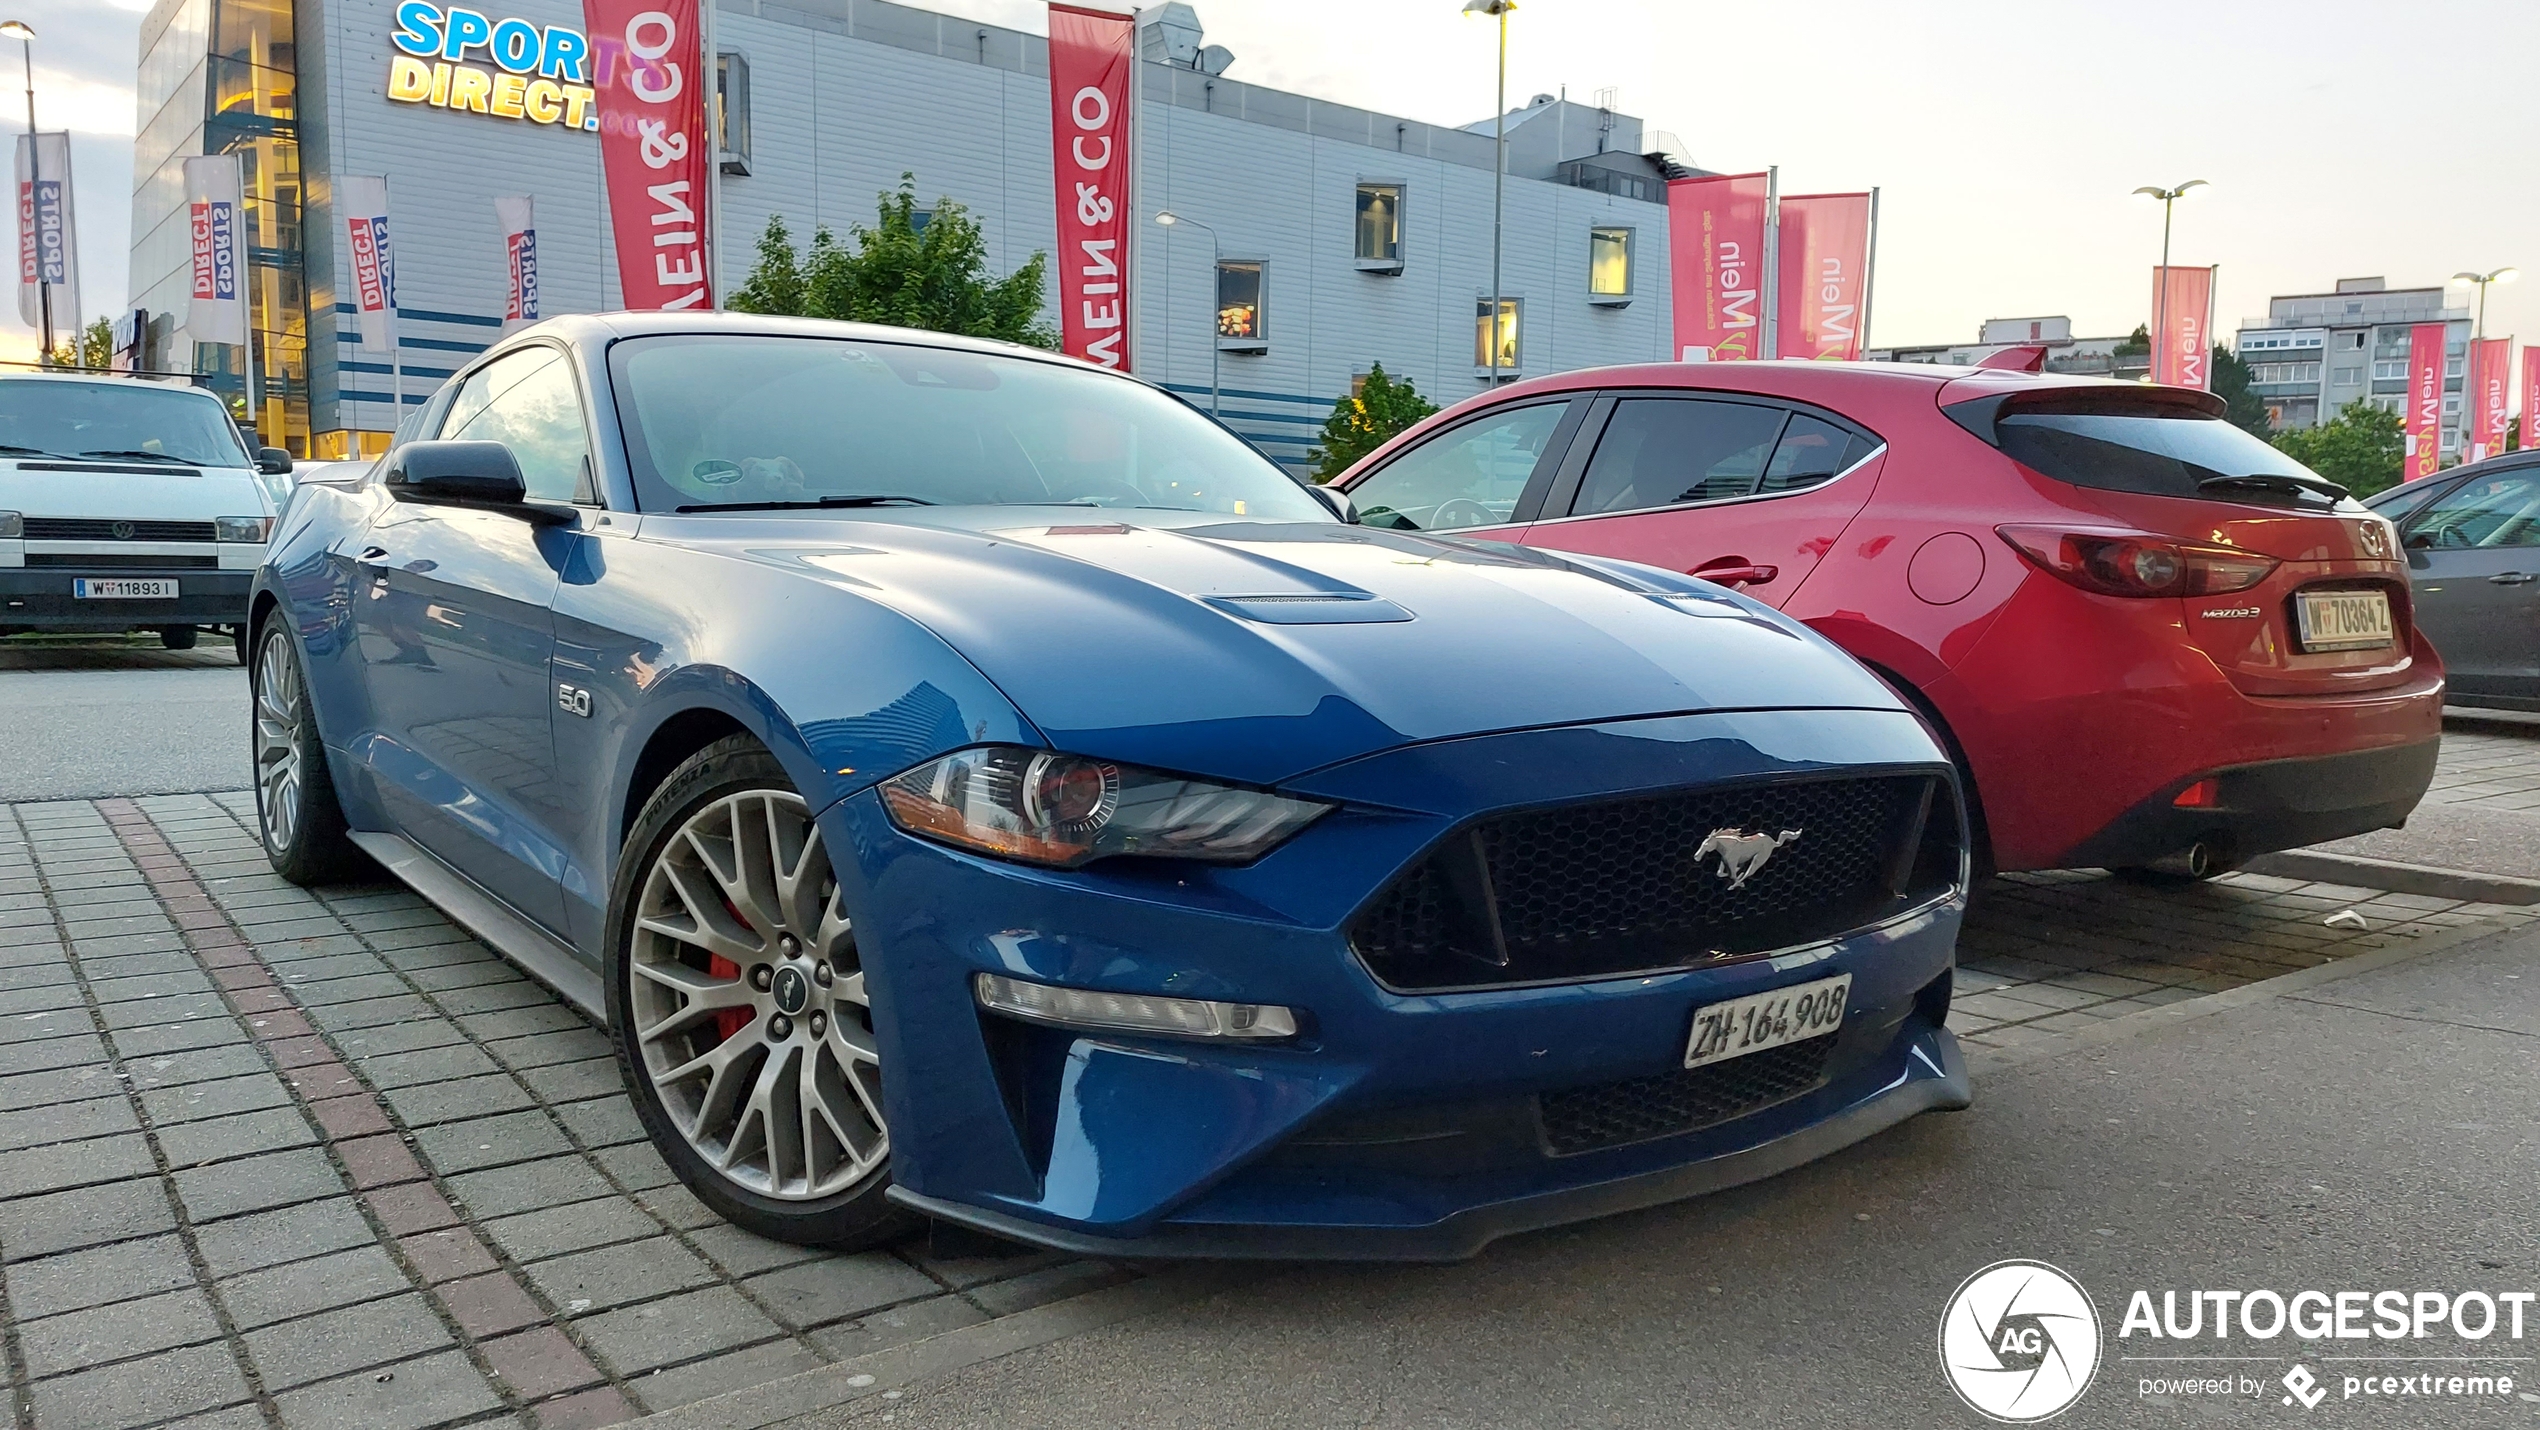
[1429,359,2152,418]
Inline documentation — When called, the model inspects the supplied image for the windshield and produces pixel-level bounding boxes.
[0,379,251,468]
[1990,400,2331,504]
[609,335,1329,520]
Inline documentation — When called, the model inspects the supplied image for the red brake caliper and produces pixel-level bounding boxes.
[709,954,751,1040]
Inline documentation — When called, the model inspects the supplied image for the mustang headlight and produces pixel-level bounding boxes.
[879,746,1330,868]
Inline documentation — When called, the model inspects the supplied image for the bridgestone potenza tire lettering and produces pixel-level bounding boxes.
[604,734,915,1250]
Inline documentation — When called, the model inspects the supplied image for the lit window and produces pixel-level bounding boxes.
[1355,184,1403,266]
[1474,297,1520,372]
[1589,226,1632,299]
[717,52,751,176]
[1217,261,1265,347]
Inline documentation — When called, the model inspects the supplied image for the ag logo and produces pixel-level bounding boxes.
[1938,1260,2101,1422]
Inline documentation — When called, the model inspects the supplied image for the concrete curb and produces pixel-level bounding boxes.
[620,1264,1255,1430]
[2240,848,2540,905]
[1964,916,2522,1076]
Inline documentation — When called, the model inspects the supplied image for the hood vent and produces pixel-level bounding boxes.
[1201,592,1413,625]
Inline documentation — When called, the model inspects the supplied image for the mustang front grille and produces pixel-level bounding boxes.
[1350,773,1960,991]
[22,518,219,542]
[1538,1032,1838,1156]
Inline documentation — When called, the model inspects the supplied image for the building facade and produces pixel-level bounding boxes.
[2233,277,2470,455]
[128,0,1679,467]
[1869,317,2146,380]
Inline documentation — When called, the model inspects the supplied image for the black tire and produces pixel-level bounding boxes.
[250,622,368,884]
[160,625,198,650]
[605,735,915,1250]
[232,625,249,665]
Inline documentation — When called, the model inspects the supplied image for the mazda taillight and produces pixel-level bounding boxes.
[1996,525,2278,598]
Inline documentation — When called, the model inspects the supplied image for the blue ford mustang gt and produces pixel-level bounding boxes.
[249,313,1971,1260]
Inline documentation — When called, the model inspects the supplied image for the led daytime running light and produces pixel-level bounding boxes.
[973,972,1298,1040]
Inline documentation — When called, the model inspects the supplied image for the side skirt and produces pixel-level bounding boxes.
[347,830,607,1021]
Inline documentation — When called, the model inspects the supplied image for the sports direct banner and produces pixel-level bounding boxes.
[584,0,711,309]
[1667,172,1768,361]
[1776,193,1870,361]
[2149,265,2214,389]
[181,154,247,345]
[1047,3,1135,370]
[339,175,396,350]
[496,195,538,329]
[15,132,80,333]
[2405,323,2447,481]
[2467,337,2509,463]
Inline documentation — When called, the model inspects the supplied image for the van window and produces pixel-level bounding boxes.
[0,380,251,468]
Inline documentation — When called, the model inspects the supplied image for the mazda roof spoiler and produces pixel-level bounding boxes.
[1943,383,2227,444]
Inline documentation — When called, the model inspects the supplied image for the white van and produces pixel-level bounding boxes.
[0,374,291,661]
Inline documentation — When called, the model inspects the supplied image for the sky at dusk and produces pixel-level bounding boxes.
[8,0,2536,365]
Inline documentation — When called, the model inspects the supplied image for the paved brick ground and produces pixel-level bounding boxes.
[1,778,2533,1430]
[2422,720,2540,813]
[0,795,1127,1430]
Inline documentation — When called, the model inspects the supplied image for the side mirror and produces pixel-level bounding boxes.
[1309,483,1356,522]
[384,440,573,523]
[257,446,293,476]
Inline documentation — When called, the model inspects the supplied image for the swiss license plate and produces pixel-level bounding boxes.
[1685,973,1852,1069]
[2294,588,2393,653]
[72,578,180,600]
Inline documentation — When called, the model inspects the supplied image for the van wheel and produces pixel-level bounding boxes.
[232,625,249,664]
[160,625,197,651]
[605,735,915,1250]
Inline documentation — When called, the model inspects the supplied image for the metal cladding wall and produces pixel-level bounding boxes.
[215,0,1673,463]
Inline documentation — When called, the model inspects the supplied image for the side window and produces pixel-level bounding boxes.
[443,349,592,503]
[2407,472,2540,550]
[1352,403,1567,532]
[1760,413,1874,494]
[1572,398,1789,515]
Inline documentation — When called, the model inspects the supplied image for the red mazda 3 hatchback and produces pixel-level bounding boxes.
[1334,363,2443,876]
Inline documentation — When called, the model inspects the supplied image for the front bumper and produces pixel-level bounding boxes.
[0,568,252,632]
[826,707,1970,1261]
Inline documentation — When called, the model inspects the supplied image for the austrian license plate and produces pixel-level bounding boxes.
[2294,588,2393,653]
[1684,973,1852,1069]
[72,578,179,600]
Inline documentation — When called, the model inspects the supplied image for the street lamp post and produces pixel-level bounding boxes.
[1464,0,1513,385]
[0,20,47,362]
[2450,267,2518,339]
[1154,210,1220,419]
[2132,179,2207,380]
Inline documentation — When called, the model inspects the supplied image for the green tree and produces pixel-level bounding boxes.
[730,176,1055,348]
[2209,344,2272,438]
[43,316,112,371]
[1309,363,1438,482]
[2272,398,2404,497]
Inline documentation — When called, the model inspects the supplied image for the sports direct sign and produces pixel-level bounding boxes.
[388,3,597,131]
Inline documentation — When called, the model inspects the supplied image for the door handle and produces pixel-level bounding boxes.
[358,545,389,562]
[1690,560,1779,588]
[2489,572,2536,585]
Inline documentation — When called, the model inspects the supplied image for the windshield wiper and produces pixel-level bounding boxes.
[2198,472,2349,502]
[76,449,199,465]
[0,444,60,457]
[673,494,936,513]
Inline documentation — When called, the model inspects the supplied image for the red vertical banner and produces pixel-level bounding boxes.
[1047,4,1135,370]
[2524,346,2540,453]
[2404,323,2447,482]
[583,0,711,309]
[2467,337,2510,463]
[1775,193,1870,361]
[1667,172,1768,362]
[2149,265,2214,388]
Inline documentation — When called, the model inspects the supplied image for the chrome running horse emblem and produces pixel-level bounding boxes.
[1695,828,1803,890]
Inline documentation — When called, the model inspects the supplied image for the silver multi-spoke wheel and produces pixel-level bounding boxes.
[253,631,305,853]
[628,791,885,1200]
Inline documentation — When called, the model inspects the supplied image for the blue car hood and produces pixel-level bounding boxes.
[666,510,1906,787]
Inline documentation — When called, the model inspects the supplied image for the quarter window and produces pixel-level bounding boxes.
[1355,183,1403,264]
[1588,227,1632,297]
[1761,413,1874,493]
[441,348,591,502]
[1351,403,1566,532]
[1572,398,1789,515]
